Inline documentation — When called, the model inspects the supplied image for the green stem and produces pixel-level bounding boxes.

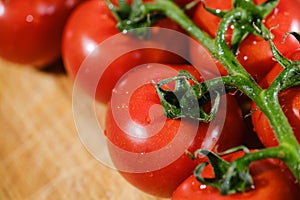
[215,7,300,180]
[234,145,300,181]
[258,90,300,180]
[214,8,266,103]
[143,0,300,183]
[215,8,299,146]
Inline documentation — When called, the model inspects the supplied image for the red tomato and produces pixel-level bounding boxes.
[252,49,300,147]
[191,0,300,81]
[0,0,82,67]
[172,151,300,200]
[104,63,246,197]
[62,0,189,103]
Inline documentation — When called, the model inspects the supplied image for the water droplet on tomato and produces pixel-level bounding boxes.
[199,184,207,190]
[26,15,34,23]
[145,116,152,124]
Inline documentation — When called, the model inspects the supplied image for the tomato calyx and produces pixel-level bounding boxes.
[154,70,236,121]
[261,30,300,92]
[187,147,253,195]
[106,0,165,39]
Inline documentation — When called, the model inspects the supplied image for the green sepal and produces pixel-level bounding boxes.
[106,0,165,39]
[190,148,253,195]
[256,0,279,18]
[202,0,278,54]
[202,2,228,18]
[154,70,220,122]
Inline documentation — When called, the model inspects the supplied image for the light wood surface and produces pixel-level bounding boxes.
[0,58,168,200]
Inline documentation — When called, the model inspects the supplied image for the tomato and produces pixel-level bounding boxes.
[0,0,82,67]
[174,0,194,6]
[62,0,189,103]
[104,63,246,197]
[172,150,300,200]
[191,0,300,81]
[252,49,300,147]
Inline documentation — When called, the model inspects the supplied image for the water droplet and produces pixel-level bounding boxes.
[145,116,151,124]
[121,103,128,109]
[200,184,207,190]
[26,15,34,23]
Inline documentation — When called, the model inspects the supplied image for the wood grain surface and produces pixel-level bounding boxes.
[0,58,168,200]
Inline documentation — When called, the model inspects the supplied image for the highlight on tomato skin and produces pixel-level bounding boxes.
[172,151,300,200]
[0,0,83,67]
[104,63,246,198]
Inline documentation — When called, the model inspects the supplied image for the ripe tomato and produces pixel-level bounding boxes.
[104,63,246,197]
[252,49,300,147]
[62,0,189,103]
[0,0,82,67]
[191,0,300,81]
[172,151,300,200]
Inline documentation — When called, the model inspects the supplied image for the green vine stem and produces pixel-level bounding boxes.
[148,0,300,184]
[107,0,300,191]
[214,4,300,181]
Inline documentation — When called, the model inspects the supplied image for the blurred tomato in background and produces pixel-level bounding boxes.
[0,0,82,67]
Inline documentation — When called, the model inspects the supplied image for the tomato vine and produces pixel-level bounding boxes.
[106,0,300,195]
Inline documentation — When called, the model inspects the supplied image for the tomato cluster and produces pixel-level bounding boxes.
[2,0,300,199]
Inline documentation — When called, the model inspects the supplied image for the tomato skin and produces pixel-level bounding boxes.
[172,151,300,200]
[62,0,189,103]
[104,64,246,197]
[0,0,82,67]
[252,49,300,147]
[191,0,300,81]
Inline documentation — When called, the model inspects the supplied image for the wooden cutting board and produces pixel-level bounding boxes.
[0,58,168,200]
